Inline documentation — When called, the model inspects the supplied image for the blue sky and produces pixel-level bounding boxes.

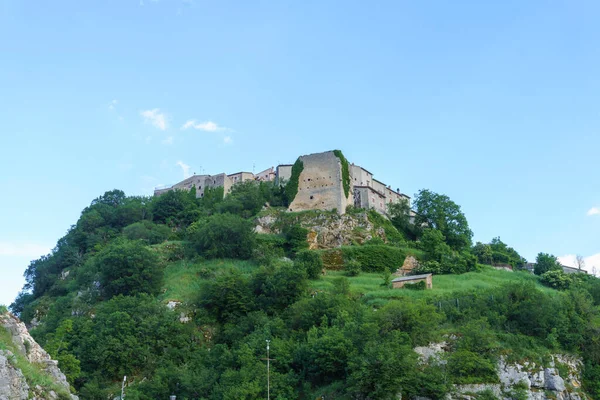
[2,0,600,305]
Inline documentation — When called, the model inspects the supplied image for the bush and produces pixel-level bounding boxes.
[295,250,323,279]
[254,234,286,264]
[540,270,572,290]
[341,245,406,273]
[96,239,163,298]
[123,220,171,244]
[447,350,498,384]
[345,259,361,277]
[188,213,256,259]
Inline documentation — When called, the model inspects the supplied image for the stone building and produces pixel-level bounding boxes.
[392,273,433,289]
[154,150,411,216]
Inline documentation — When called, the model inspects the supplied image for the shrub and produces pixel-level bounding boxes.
[540,270,572,290]
[448,350,498,384]
[295,250,323,279]
[123,220,172,244]
[345,259,361,277]
[96,239,163,298]
[254,234,286,264]
[188,213,256,259]
[341,245,406,273]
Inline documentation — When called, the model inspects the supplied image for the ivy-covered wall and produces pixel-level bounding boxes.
[333,150,350,198]
[285,158,304,204]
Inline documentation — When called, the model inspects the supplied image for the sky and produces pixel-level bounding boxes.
[2,0,600,305]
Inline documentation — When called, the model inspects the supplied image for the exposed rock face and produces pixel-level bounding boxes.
[413,343,588,400]
[0,313,78,400]
[0,350,29,400]
[255,211,387,249]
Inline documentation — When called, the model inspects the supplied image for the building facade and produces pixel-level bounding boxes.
[154,150,411,216]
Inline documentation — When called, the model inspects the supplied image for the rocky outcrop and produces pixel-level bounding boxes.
[0,312,78,400]
[413,343,588,400]
[255,210,387,249]
[0,350,29,400]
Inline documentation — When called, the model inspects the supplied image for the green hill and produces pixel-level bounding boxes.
[9,185,600,399]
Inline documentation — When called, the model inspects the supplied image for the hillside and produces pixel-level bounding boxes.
[8,184,600,399]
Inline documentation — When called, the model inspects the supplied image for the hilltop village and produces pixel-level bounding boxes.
[155,150,411,216]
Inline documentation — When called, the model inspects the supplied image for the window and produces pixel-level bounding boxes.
[310,195,314,200]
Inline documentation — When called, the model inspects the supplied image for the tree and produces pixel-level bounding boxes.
[534,252,562,275]
[96,239,163,297]
[472,242,493,265]
[188,213,256,259]
[576,255,586,271]
[388,199,418,240]
[294,250,323,279]
[413,189,473,251]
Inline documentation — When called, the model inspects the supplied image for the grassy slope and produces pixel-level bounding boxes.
[160,258,553,308]
[160,259,257,304]
[312,266,554,306]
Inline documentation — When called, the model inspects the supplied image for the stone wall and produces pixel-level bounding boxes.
[288,151,351,214]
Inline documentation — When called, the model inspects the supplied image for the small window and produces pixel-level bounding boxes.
[310,195,314,200]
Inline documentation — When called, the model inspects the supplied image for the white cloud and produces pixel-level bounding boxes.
[140,108,168,131]
[108,99,118,110]
[0,242,52,257]
[181,120,227,132]
[162,136,174,145]
[223,136,233,144]
[558,253,600,275]
[176,161,191,179]
[587,207,600,216]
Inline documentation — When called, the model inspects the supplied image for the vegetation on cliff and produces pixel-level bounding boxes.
[8,183,600,399]
[284,158,304,205]
[333,149,351,198]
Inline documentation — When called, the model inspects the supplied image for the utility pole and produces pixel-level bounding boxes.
[262,339,275,400]
[121,376,126,399]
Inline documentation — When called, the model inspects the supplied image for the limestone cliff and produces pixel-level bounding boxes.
[0,312,78,400]
[413,343,588,400]
[255,209,390,249]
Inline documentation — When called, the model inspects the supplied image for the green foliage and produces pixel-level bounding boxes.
[540,270,574,290]
[333,149,350,198]
[477,389,499,400]
[367,209,406,245]
[534,252,562,275]
[345,259,361,276]
[341,245,406,273]
[0,305,7,314]
[96,239,163,298]
[282,223,309,254]
[413,189,473,251]
[285,158,304,205]
[448,349,498,384]
[123,220,171,244]
[416,229,478,274]
[376,301,443,346]
[188,213,256,259]
[388,199,419,241]
[295,250,324,279]
[489,237,526,268]
[151,189,200,228]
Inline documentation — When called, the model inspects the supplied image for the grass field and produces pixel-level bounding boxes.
[311,266,553,306]
[161,257,553,308]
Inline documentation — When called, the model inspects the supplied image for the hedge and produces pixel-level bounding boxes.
[320,245,407,273]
